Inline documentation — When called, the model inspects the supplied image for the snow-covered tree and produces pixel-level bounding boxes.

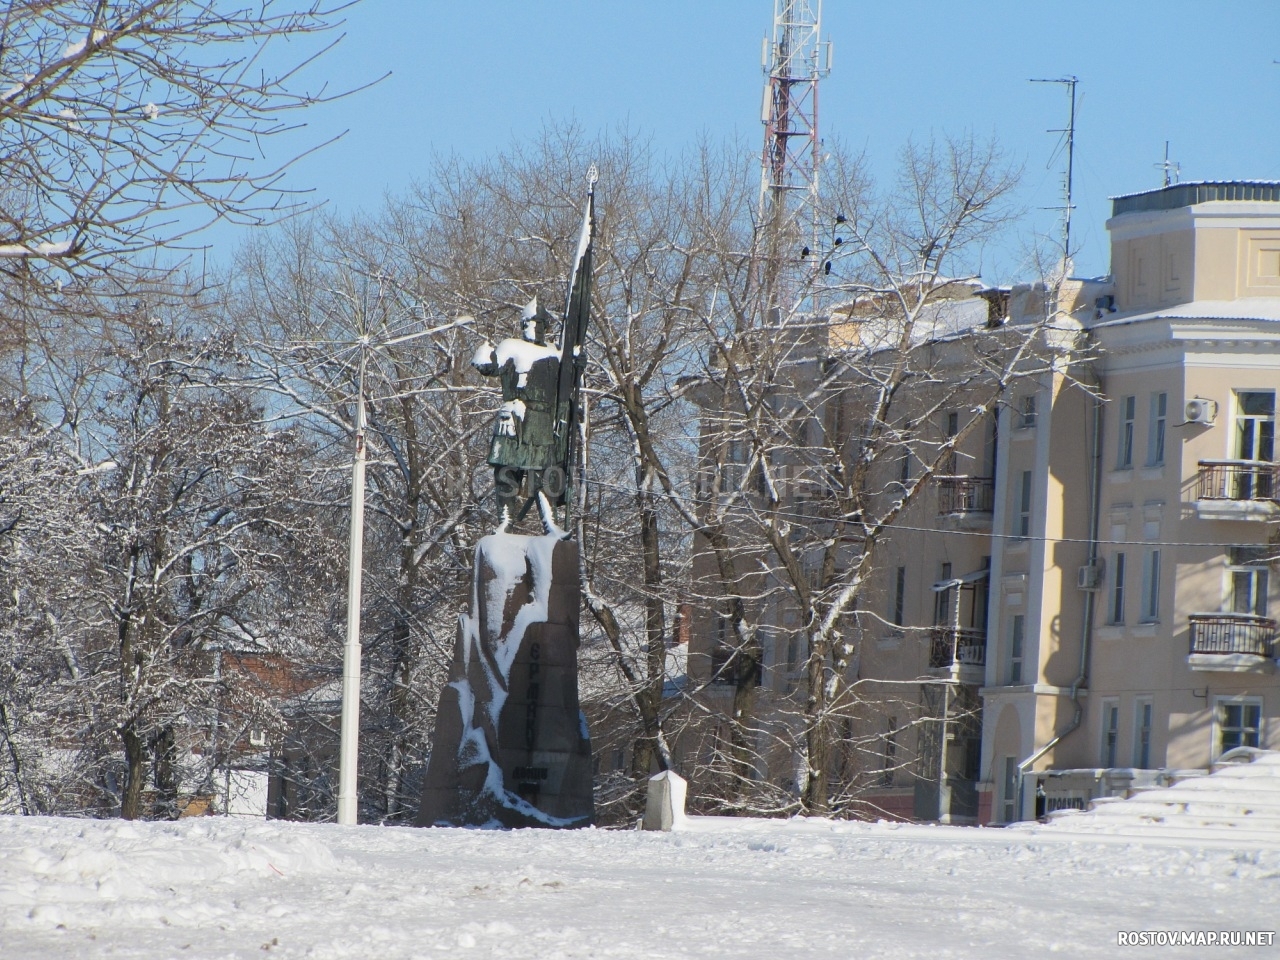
[0,1,363,270]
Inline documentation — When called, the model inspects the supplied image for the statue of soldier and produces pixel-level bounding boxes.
[472,298,569,520]
[418,174,597,830]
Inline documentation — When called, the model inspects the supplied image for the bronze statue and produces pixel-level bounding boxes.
[472,298,573,519]
[417,172,598,829]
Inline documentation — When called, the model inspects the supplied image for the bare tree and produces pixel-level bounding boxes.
[384,126,721,822]
[0,289,345,819]
[0,117,1066,826]
[230,210,493,822]
[0,427,98,814]
[0,1,366,263]
[671,135,1087,817]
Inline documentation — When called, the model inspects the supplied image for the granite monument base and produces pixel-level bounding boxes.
[416,530,594,828]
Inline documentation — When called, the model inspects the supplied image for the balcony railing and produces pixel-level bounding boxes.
[1187,613,1275,659]
[1196,460,1280,502]
[936,476,995,516]
[928,626,988,669]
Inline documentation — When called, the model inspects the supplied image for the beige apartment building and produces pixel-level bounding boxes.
[683,181,1280,824]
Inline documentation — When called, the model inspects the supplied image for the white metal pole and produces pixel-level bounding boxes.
[337,348,367,825]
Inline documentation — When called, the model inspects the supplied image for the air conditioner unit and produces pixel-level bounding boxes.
[1077,561,1104,591]
[1185,397,1218,425]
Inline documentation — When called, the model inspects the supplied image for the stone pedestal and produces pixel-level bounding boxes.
[416,532,594,828]
[642,770,687,832]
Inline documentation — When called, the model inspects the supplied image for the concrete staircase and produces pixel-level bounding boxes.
[1042,748,1280,842]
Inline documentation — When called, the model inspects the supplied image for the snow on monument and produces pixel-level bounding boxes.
[416,172,598,828]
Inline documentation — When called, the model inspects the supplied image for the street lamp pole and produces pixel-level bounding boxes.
[337,344,368,826]
[332,315,470,827]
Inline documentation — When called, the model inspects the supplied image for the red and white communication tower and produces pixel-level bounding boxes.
[759,0,831,260]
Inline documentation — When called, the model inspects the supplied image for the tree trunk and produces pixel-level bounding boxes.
[120,726,147,820]
[153,724,178,819]
[801,632,830,815]
[0,702,30,815]
[630,474,668,779]
[383,394,425,822]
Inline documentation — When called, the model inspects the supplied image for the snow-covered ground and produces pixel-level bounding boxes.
[2,812,1277,959]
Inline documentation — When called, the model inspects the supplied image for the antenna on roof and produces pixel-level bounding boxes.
[1031,76,1078,274]
[755,0,832,323]
[1155,141,1180,188]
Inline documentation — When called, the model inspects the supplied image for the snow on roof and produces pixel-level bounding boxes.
[833,296,990,352]
[1109,179,1280,201]
[1110,181,1280,217]
[1091,298,1280,330]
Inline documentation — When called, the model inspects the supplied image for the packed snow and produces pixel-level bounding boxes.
[1,811,1276,959]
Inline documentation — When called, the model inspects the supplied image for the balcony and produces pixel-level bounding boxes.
[936,476,994,530]
[1187,613,1277,674]
[1195,460,1280,521]
[928,626,987,683]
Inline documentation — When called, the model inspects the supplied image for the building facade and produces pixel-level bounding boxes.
[682,181,1280,823]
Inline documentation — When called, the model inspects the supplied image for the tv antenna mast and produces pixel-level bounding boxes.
[1031,76,1078,273]
[757,0,831,318]
[1156,141,1180,187]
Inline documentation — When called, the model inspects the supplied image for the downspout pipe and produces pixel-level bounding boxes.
[1017,352,1103,819]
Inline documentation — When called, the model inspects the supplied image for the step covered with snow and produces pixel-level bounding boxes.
[1041,748,1280,841]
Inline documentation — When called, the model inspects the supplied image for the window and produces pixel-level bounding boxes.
[1234,391,1276,499]
[984,412,999,476]
[1229,546,1270,617]
[934,562,953,625]
[1133,699,1153,769]
[1147,393,1167,466]
[880,717,898,787]
[943,412,959,474]
[1140,549,1161,623]
[711,607,759,687]
[1015,470,1032,538]
[794,416,810,448]
[722,438,748,490]
[972,556,991,633]
[1101,699,1120,768]
[1019,394,1037,429]
[1109,552,1127,624]
[1234,391,1275,461]
[1215,697,1262,757]
[1001,756,1018,823]
[1118,395,1136,468]
[891,566,906,627]
[1007,615,1024,684]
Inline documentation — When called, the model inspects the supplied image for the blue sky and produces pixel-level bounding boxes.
[220,0,1280,283]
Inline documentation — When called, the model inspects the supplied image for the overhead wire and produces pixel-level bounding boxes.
[576,469,1272,551]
